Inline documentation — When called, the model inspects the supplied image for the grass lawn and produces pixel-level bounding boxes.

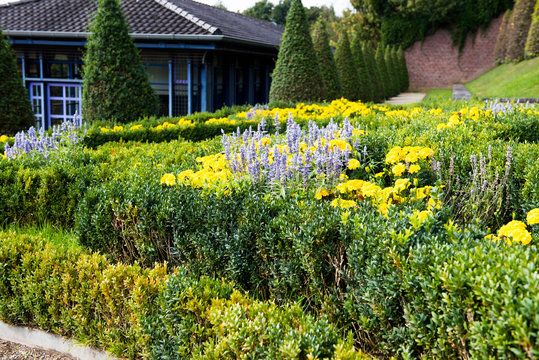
[422,89,452,102]
[466,57,539,97]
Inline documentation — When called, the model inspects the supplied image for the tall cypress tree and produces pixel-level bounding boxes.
[312,17,342,101]
[351,32,373,102]
[525,0,539,58]
[505,0,536,61]
[82,0,157,123]
[0,26,35,134]
[384,46,397,97]
[363,42,383,103]
[269,0,323,103]
[334,31,361,101]
[397,46,409,92]
[375,43,390,99]
[494,9,512,63]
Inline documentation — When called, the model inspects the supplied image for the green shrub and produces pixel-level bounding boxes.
[397,46,409,92]
[363,42,384,102]
[0,26,35,135]
[505,0,536,61]
[525,0,539,58]
[312,17,342,101]
[376,43,390,99]
[269,0,323,103]
[335,31,361,101]
[82,0,157,123]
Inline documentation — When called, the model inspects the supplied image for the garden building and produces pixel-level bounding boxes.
[0,0,283,128]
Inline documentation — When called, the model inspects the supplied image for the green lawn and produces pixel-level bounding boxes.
[422,89,453,102]
[466,57,539,97]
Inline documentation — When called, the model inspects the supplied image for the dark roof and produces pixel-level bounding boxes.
[0,0,283,46]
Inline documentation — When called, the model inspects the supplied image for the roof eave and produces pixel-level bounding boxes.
[2,30,280,48]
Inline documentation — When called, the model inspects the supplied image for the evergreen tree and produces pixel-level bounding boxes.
[351,31,373,102]
[375,43,390,99]
[505,0,536,61]
[494,9,512,63]
[334,31,361,101]
[82,0,157,123]
[0,26,35,135]
[384,46,398,97]
[397,46,409,92]
[312,17,342,100]
[363,42,383,102]
[525,0,539,58]
[269,0,323,103]
[390,47,401,94]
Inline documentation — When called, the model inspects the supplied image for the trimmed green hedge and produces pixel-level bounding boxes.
[0,231,369,359]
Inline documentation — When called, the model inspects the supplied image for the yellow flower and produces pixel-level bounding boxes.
[160,173,176,186]
[0,135,8,143]
[130,124,143,130]
[99,127,110,133]
[408,164,421,174]
[392,163,406,177]
[315,187,330,200]
[347,158,360,170]
[498,220,532,245]
[260,137,271,147]
[330,198,357,209]
[527,208,539,225]
[112,125,124,132]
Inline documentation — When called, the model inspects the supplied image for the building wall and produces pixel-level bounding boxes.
[404,14,504,91]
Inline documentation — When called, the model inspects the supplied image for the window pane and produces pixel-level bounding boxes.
[32,99,42,114]
[66,100,79,115]
[66,86,80,98]
[50,100,64,115]
[49,86,63,98]
[50,117,64,127]
[32,85,42,97]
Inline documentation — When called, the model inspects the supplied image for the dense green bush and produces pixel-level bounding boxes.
[82,0,157,123]
[0,231,370,359]
[335,31,361,101]
[525,0,539,58]
[397,47,409,92]
[363,42,384,102]
[312,17,342,101]
[375,43,390,99]
[505,0,536,61]
[0,26,35,135]
[269,0,323,103]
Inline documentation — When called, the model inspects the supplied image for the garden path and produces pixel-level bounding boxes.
[452,84,473,100]
[385,92,426,105]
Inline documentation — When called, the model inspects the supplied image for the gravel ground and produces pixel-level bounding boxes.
[0,340,75,360]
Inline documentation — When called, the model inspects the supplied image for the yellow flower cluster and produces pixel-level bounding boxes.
[384,107,424,118]
[385,146,432,177]
[99,125,124,133]
[497,220,532,245]
[527,208,539,225]
[436,107,491,131]
[160,154,232,193]
[0,135,11,143]
[235,99,373,122]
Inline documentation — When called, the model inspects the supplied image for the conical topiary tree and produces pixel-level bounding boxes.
[398,46,409,92]
[82,0,157,123]
[376,43,390,99]
[525,0,539,58]
[335,31,361,101]
[0,26,35,134]
[364,42,383,102]
[494,9,512,63]
[351,32,373,102]
[505,0,536,61]
[269,0,323,103]
[385,46,398,97]
[312,17,342,101]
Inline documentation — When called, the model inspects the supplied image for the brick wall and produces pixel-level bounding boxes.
[405,15,504,91]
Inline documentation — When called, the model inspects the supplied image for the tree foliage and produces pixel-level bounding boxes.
[82,0,157,124]
[375,43,390,99]
[506,0,536,61]
[494,9,513,63]
[334,31,361,101]
[269,0,323,103]
[351,31,373,102]
[363,42,383,102]
[525,0,539,58]
[351,0,515,49]
[312,18,342,100]
[0,26,35,135]
[398,46,409,92]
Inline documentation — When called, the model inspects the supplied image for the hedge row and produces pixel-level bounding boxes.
[0,231,369,359]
